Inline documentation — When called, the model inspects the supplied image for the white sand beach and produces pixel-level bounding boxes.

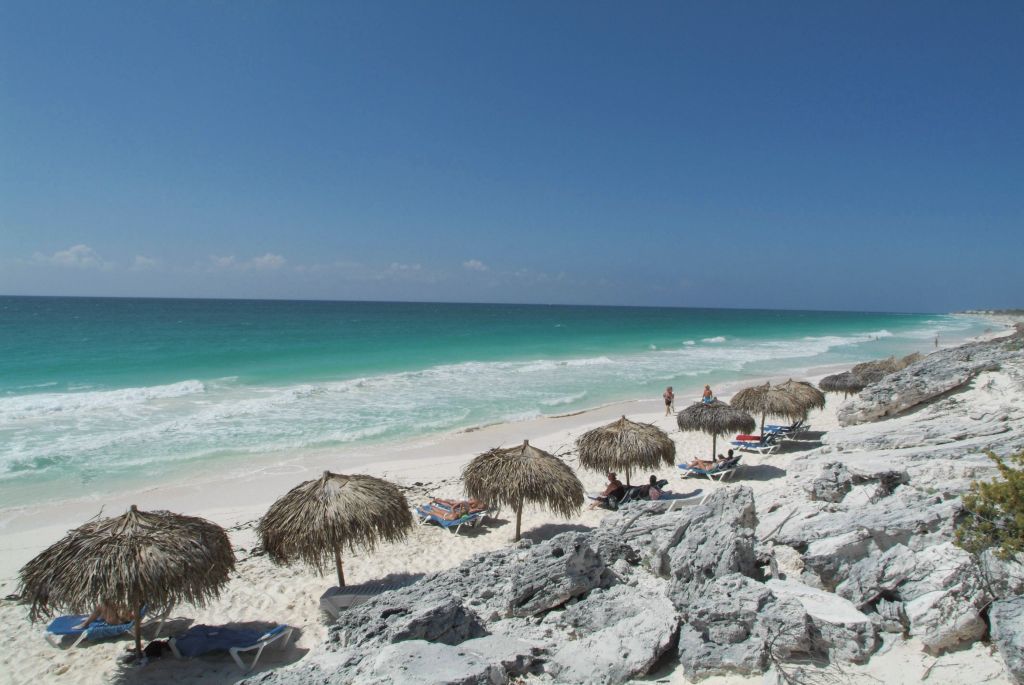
[0,325,1019,685]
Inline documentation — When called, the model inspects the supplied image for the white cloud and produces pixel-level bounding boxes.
[462,259,488,272]
[130,255,159,271]
[387,262,421,273]
[250,253,286,270]
[33,244,109,269]
[208,253,286,271]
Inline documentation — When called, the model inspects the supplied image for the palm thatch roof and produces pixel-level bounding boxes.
[576,415,675,485]
[463,440,583,541]
[258,471,412,587]
[19,505,234,655]
[731,380,823,437]
[819,371,867,397]
[898,352,924,369]
[676,400,755,460]
[851,357,900,384]
[778,379,827,412]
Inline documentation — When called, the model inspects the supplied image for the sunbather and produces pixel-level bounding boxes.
[702,385,715,404]
[589,472,625,509]
[688,449,734,471]
[74,601,132,629]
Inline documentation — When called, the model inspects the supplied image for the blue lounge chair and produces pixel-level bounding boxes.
[414,504,486,534]
[764,419,808,439]
[731,433,780,455]
[44,606,160,647]
[678,455,743,481]
[169,624,293,671]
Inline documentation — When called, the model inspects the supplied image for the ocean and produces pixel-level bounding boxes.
[0,296,991,506]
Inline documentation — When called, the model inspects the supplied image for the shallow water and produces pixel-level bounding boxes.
[0,296,990,505]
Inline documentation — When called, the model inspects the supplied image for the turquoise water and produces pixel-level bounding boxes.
[0,297,991,505]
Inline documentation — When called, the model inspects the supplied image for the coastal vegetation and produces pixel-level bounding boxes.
[956,450,1024,560]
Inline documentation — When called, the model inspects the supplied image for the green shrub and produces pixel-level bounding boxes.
[955,450,1024,559]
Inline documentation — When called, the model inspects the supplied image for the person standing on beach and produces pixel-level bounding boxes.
[663,386,675,415]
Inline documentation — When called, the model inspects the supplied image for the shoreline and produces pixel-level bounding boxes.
[0,320,1014,590]
[0,322,1019,685]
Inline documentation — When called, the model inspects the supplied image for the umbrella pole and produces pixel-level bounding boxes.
[712,434,717,462]
[626,467,631,487]
[334,543,346,587]
[760,411,766,440]
[514,495,524,542]
[133,604,143,658]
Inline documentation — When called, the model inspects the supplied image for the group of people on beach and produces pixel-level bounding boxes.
[663,384,714,415]
[589,472,666,510]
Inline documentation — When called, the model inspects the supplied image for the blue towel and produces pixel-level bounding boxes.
[173,625,267,657]
[47,612,137,639]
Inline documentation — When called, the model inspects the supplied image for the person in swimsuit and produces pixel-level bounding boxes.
[74,601,133,629]
[590,472,626,509]
[663,387,675,415]
[702,385,714,404]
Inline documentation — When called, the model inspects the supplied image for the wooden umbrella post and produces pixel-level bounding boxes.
[334,543,345,587]
[760,411,766,440]
[133,604,143,658]
[712,434,718,462]
[514,495,524,542]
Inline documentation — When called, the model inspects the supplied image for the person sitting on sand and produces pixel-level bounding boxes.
[636,474,665,500]
[74,601,133,629]
[663,387,675,415]
[590,472,626,509]
[701,385,714,404]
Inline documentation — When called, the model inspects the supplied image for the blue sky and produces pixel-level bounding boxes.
[1,2,1021,312]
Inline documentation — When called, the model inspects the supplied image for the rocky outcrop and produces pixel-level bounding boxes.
[837,328,1023,425]
[246,333,1024,685]
[990,597,1024,685]
[245,488,885,685]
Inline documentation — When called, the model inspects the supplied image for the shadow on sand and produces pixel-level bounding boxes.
[738,464,787,481]
[110,622,308,685]
[521,522,594,543]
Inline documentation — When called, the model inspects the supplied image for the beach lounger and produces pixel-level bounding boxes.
[731,433,780,455]
[765,420,808,439]
[678,456,743,482]
[44,605,164,647]
[319,579,419,618]
[414,500,487,534]
[168,624,293,671]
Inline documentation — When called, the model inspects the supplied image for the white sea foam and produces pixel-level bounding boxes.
[0,380,205,422]
[0,317,988,488]
[702,336,727,343]
[540,391,588,407]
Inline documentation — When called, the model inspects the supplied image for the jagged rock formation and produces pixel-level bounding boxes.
[245,329,1024,684]
[837,326,1023,425]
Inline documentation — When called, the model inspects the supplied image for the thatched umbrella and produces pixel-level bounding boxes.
[576,416,675,486]
[258,471,412,588]
[897,352,924,369]
[676,400,755,461]
[731,380,820,438]
[19,505,234,657]
[463,440,583,542]
[819,371,867,398]
[778,379,826,413]
[851,357,900,384]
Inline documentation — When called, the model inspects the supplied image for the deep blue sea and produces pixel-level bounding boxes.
[0,297,991,505]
